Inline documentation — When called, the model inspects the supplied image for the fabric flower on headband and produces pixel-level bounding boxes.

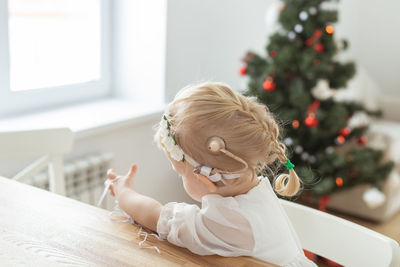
[160,115,185,162]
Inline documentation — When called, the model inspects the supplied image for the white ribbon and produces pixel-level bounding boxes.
[137,227,162,254]
[222,173,241,179]
[199,166,241,182]
[110,204,162,254]
[97,177,121,207]
[98,181,163,255]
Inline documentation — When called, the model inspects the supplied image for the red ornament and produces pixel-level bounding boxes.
[305,38,313,46]
[339,127,351,137]
[314,29,323,38]
[263,79,276,91]
[357,135,367,145]
[336,177,343,187]
[269,50,277,58]
[304,116,318,128]
[336,135,346,144]
[239,67,247,75]
[314,43,324,53]
[292,120,300,129]
[325,25,334,34]
[306,29,323,47]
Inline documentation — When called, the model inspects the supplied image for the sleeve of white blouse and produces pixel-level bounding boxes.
[157,200,255,256]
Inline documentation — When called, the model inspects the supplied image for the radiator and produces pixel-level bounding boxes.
[27,153,115,209]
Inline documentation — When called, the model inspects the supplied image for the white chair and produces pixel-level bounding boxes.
[280,199,400,267]
[0,128,73,195]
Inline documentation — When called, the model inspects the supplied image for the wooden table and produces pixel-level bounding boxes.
[0,177,273,266]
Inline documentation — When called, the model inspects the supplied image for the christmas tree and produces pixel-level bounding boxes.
[240,0,393,200]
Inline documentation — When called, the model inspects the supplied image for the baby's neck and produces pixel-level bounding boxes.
[216,171,260,197]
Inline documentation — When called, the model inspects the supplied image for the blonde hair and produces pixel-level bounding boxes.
[156,82,301,197]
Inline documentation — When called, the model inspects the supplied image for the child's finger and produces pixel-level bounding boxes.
[126,164,138,179]
[109,184,115,196]
[107,168,118,179]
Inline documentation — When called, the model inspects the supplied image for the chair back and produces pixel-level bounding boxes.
[0,128,73,158]
[0,128,73,195]
[280,199,400,267]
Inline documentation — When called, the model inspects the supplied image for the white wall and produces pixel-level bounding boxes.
[166,0,400,119]
[340,0,400,98]
[165,0,271,101]
[336,0,400,120]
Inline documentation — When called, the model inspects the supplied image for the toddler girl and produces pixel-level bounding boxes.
[106,82,317,266]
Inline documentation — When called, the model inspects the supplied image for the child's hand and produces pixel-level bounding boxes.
[106,164,137,197]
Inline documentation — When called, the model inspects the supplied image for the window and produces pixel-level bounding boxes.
[0,0,111,116]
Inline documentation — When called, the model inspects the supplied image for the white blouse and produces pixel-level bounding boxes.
[157,177,317,267]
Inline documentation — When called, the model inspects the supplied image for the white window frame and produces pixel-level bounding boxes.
[0,0,112,117]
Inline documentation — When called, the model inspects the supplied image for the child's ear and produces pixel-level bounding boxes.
[195,173,217,193]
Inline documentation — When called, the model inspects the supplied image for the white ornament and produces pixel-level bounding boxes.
[301,152,309,160]
[325,146,334,154]
[309,155,316,164]
[295,145,303,154]
[294,24,303,33]
[309,7,317,15]
[299,11,308,21]
[311,80,334,100]
[363,187,386,209]
[347,112,370,129]
[288,31,296,40]
[284,137,293,146]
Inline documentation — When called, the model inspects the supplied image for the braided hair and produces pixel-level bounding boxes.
[156,82,301,197]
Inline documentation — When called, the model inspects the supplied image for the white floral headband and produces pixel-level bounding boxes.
[159,115,185,162]
[159,114,246,183]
